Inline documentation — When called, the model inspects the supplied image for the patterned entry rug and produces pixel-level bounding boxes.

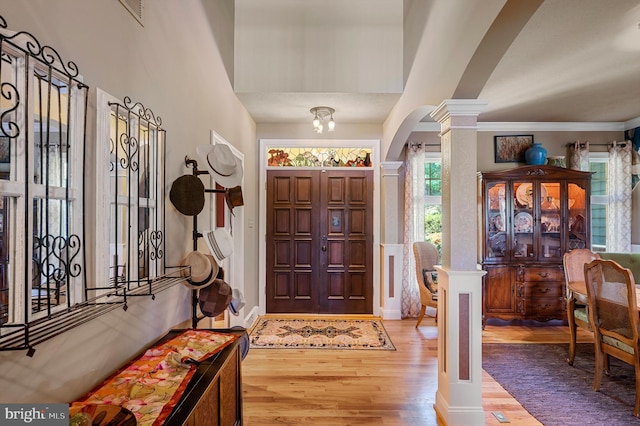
[483,343,640,426]
[249,317,396,350]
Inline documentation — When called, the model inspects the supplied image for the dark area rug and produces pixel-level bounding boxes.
[483,343,640,425]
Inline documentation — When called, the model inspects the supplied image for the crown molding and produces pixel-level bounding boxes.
[413,121,629,132]
[625,117,640,130]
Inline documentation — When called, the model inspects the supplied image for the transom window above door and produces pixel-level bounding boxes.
[267,147,372,168]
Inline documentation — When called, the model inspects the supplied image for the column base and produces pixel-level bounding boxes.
[380,244,403,320]
[435,390,486,426]
[435,267,486,426]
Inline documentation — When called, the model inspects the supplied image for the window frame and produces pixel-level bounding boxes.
[0,34,86,325]
[423,152,442,249]
[589,152,609,251]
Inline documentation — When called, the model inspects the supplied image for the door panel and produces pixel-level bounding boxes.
[266,169,372,314]
[266,170,319,313]
[320,171,373,313]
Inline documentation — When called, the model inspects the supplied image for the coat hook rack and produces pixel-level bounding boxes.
[182,154,229,327]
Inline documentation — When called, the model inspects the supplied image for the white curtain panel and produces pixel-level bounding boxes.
[607,141,632,252]
[632,147,640,191]
[401,145,426,318]
[568,141,590,171]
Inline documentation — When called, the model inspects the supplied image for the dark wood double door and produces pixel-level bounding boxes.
[266,169,373,314]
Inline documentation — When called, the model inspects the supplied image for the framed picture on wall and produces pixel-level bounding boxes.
[494,135,533,163]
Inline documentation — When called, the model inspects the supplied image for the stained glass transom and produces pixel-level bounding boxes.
[267,147,372,167]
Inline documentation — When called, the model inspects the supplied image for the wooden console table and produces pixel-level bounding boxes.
[162,328,243,426]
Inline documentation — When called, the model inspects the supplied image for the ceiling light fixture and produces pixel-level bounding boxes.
[310,106,335,133]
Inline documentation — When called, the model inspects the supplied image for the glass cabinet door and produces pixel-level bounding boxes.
[567,182,588,250]
[513,181,534,259]
[539,182,562,260]
[486,182,507,260]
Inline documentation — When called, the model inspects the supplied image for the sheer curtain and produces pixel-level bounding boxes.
[568,141,590,171]
[607,141,632,252]
[402,144,426,318]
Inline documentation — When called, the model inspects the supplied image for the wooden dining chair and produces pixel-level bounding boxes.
[413,241,439,327]
[563,248,600,365]
[584,259,640,417]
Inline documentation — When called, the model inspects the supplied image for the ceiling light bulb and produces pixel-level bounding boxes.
[313,115,320,128]
[328,117,335,131]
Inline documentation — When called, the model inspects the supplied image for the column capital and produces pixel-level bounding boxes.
[430,99,488,123]
[380,161,403,176]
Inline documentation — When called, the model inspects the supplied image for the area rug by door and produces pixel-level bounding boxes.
[483,343,640,425]
[249,318,396,350]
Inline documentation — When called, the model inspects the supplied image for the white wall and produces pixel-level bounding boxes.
[0,0,257,403]
[234,0,403,94]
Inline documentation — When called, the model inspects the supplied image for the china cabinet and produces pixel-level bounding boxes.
[478,165,592,325]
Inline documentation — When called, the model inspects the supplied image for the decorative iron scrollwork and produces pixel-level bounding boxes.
[149,230,164,261]
[117,132,139,172]
[0,82,20,139]
[33,234,82,283]
[0,15,80,79]
[122,96,163,128]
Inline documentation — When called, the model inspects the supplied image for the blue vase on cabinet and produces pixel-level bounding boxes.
[525,143,547,165]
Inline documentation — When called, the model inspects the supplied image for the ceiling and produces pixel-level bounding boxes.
[233,0,640,130]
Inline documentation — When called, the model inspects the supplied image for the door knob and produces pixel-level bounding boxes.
[322,235,327,251]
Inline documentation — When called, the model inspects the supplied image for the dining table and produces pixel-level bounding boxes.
[569,280,640,310]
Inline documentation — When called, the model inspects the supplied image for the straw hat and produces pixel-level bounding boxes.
[180,251,219,289]
[196,143,243,189]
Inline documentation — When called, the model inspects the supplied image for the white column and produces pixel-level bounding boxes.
[380,161,404,319]
[430,100,487,426]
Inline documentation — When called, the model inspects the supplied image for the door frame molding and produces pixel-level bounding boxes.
[258,139,381,316]
[204,130,245,328]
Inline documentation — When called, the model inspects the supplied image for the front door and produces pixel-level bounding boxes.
[266,169,373,314]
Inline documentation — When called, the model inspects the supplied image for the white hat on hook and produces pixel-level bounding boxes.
[203,228,234,265]
[196,142,243,188]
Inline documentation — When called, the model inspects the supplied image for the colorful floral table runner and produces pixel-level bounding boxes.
[70,329,238,425]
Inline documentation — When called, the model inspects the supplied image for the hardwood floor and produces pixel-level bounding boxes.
[242,316,594,425]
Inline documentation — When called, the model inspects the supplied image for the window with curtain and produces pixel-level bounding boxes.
[402,147,441,318]
[575,143,631,253]
[589,154,608,251]
[423,156,442,252]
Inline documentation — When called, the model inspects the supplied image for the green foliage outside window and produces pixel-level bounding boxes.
[424,162,442,196]
[425,204,442,256]
[590,161,607,250]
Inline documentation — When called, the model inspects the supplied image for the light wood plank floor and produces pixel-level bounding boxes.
[242,315,594,425]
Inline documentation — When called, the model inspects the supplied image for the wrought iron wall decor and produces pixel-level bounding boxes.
[0,16,183,354]
[0,14,90,353]
[104,96,168,298]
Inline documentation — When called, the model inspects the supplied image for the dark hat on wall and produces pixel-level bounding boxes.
[170,175,205,216]
[196,143,243,189]
[198,278,233,317]
[180,251,219,290]
[225,186,244,213]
